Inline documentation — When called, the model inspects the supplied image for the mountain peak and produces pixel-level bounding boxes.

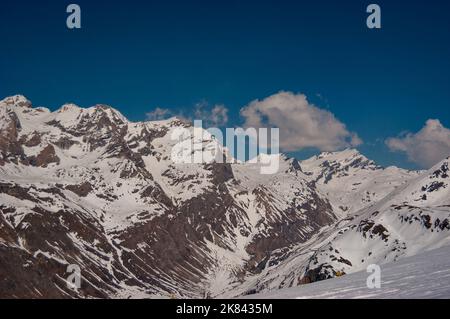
[89,104,128,124]
[142,116,191,129]
[58,103,81,112]
[312,149,368,164]
[0,95,32,108]
[320,148,362,158]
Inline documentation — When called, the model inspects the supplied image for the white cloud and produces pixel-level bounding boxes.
[194,102,228,127]
[240,91,362,152]
[145,107,173,121]
[146,103,229,127]
[386,119,450,168]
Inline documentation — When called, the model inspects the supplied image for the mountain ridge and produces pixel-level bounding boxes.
[1,95,449,298]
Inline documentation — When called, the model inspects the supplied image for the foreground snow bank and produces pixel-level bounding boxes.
[244,245,450,299]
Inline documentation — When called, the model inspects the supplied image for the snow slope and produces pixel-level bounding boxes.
[245,245,450,299]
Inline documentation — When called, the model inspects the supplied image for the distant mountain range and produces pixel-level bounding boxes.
[1,95,449,298]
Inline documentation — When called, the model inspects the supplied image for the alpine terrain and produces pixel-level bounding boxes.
[1,95,449,298]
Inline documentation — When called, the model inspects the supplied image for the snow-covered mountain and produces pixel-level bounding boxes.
[301,149,420,217]
[1,95,449,299]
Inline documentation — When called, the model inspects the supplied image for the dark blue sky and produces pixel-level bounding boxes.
[1,0,450,169]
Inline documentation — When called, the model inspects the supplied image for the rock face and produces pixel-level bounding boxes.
[0,95,449,299]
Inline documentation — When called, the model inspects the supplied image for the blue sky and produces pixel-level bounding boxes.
[1,0,450,169]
